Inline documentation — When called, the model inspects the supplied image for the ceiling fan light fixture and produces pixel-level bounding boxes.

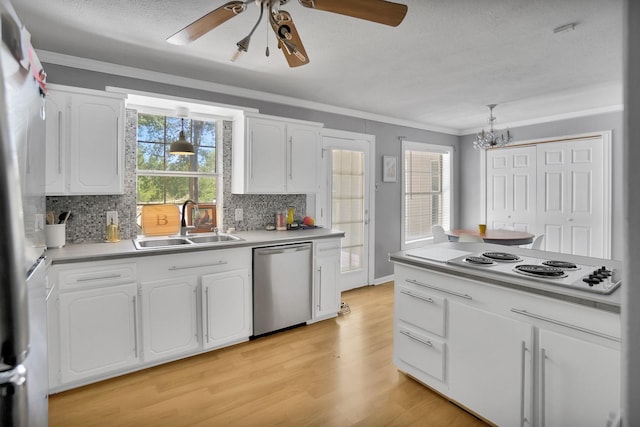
[280,38,306,62]
[169,118,195,155]
[473,104,513,150]
[231,35,251,62]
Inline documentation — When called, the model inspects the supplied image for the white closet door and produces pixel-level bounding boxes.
[537,137,607,258]
[486,146,537,232]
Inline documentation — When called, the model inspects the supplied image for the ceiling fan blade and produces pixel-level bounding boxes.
[270,10,310,68]
[298,0,407,27]
[167,1,248,45]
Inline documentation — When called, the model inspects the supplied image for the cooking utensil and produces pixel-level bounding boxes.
[46,211,55,225]
[58,211,72,224]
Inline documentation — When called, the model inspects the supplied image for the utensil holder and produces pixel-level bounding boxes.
[45,224,66,248]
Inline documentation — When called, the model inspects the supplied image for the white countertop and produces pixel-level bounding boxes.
[47,228,345,264]
[389,242,622,313]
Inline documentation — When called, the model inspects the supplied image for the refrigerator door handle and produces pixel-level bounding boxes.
[0,364,26,387]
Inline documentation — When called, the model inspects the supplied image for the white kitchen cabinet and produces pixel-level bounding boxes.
[202,269,251,349]
[539,329,620,427]
[45,85,125,195]
[58,283,138,384]
[232,114,322,194]
[140,276,199,363]
[312,239,341,321]
[392,261,621,426]
[448,302,533,427]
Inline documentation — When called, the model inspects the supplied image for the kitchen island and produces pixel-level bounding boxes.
[389,242,621,427]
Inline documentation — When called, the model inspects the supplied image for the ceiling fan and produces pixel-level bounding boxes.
[167,0,408,67]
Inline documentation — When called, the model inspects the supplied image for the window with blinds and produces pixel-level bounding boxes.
[402,141,452,248]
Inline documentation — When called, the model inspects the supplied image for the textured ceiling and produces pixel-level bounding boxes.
[11,0,623,134]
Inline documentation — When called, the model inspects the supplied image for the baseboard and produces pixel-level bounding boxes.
[373,274,394,285]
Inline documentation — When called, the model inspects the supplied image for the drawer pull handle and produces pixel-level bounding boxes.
[76,273,122,282]
[510,308,620,342]
[400,289,434,304]
[318,247,340,252]
[169,260,228,270]
[406,278,473,300]
[400,330,433,347]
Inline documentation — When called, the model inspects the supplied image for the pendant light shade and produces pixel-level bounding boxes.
[169,118,195,155]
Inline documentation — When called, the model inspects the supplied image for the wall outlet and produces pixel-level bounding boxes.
[106,211,118,225]
[235,208,243,221]
[35,214,44,231]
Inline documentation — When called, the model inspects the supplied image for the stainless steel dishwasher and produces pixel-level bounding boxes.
[253,243,312,336]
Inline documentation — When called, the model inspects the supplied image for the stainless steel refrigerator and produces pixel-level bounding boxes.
[0,1,48,425]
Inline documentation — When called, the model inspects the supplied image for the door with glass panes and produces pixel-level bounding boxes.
[319,135,372,291]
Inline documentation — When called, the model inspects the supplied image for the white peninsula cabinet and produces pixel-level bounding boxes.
[231,114,322,194]
[47,260,139,388]
[45,84,125,195]
[393,263,621,427]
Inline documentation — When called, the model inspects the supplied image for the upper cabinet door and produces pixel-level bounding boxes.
[246,117,287,193]
[287,123,320,194]
[68,93,124,194]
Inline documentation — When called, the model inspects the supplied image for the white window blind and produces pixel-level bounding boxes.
[402,141,452,248]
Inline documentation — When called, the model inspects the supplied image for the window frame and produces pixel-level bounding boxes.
[135,109,222,204]
[400,140,454,250]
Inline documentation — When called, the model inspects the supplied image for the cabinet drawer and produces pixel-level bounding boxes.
[396,326,446,382]
[314,239,341,255]
[396,285,446,337]
[137,247,251,280]
[55,261,137,291]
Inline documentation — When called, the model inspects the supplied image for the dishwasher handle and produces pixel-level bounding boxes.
[254,244,311,255]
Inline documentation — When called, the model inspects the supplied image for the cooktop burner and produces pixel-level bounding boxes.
[542,260,579,270]
[514,264,568,278]
[482,251,521,262]
[464,256,495,265]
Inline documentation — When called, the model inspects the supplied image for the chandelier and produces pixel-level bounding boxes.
[473,104,513,149]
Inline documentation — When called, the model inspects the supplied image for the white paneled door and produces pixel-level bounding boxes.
[486,146,537,232]
[485,133,611,258]
[537,137,608,258]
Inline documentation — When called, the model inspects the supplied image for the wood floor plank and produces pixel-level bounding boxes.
[49,282,489,426]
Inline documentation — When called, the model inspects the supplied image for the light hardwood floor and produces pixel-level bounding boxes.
[49,282,488,426]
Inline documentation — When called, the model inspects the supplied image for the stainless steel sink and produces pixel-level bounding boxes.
[133,237,192,249]
[133,233,243,250]
[188,234,242,244]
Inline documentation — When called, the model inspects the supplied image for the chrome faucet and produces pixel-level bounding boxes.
[180,199,197,236]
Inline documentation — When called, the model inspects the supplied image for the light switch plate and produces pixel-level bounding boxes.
[106,211,118,225]
[235,208,243,221]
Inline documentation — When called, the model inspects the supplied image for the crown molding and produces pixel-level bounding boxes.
[460,104,624,136]
[37,50,459,135]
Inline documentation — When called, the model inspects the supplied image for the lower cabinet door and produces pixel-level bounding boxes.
[315,254,340,318]
[202,269,251,349]
[58,283,138,383]
[539,329,620,427]
[140,276,199,363]
[448,302,533,426]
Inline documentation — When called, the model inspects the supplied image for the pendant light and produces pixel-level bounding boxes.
[169,117,195,156]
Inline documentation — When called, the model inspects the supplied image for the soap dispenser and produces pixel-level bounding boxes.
[106,218,120,242]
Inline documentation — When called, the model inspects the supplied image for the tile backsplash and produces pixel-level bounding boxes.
[47,109,306,243]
